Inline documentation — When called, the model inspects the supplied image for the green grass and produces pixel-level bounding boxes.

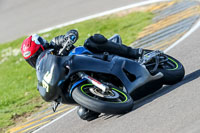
[0,11,154,130]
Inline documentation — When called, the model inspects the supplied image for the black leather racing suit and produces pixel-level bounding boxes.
[84,34,142,59]
[48,33,142,59]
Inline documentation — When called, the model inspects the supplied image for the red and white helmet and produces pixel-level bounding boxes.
[21,34,47,68]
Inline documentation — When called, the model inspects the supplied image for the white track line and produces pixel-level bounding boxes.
[32,107,78,133]
[34,0,200,132]
[37,0,170,34]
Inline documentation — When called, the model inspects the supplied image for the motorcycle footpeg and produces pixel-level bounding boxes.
[52,101,60,112]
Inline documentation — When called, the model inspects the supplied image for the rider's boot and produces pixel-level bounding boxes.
[108,34,144,59]
[124,46,144,59]
[77,106,100,121]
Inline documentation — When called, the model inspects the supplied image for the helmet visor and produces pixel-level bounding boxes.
[25,47,43,68]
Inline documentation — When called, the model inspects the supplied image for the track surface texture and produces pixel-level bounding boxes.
[37,26,200,133]
[0,0,144,43]
[5,0,200,132]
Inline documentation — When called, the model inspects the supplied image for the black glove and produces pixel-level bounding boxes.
[64,29,78,51]
[64,30,78,44]
[58,29,79,55]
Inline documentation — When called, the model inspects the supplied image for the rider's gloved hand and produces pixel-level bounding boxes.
[64,30,78,44]
[63,29,79,51]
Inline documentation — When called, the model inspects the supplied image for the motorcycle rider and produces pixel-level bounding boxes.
[21,29,143,120]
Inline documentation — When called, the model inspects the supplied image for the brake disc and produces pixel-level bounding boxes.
[89,87,119,99]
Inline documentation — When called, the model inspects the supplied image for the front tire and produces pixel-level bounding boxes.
[72,84,134,114]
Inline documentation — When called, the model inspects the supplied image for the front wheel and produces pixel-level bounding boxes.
[72,84,134,114]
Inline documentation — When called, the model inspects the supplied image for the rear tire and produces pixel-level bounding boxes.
[155,55,185,85]
[72,83,134,114]
[144,50,185,85]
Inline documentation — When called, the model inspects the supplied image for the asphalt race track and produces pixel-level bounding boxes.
[0,0,144,43]
[34,1,200,133]
[4,0,200,133]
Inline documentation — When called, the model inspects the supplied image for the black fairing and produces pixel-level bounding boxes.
[36,50,150,102]
[36,50,66,102]
[65,54,149,94]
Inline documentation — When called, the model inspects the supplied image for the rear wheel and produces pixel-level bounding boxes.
[144,50,185,85]
[155,55,185,85]
[72,83,134,114]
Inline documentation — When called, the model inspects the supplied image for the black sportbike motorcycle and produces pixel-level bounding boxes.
[36,35,185,116]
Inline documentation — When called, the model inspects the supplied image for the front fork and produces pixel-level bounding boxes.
[77,72,109,93]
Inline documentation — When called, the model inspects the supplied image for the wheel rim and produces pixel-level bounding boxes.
[161,57,179,70]
[80,84,128,103]
[89,87,120,99]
